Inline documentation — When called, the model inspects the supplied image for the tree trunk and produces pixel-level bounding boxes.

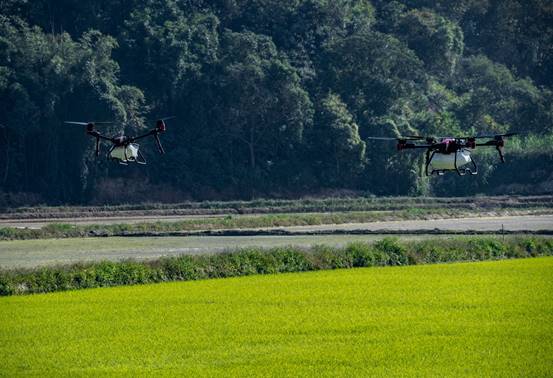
[249,128,256,170]
[248,128,256,199]
[2,129,8,184]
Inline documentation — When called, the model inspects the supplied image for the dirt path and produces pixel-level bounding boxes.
[0,215,551,269]
[1,211,551,231]
[0,214,225,229]
[276,215,553,233]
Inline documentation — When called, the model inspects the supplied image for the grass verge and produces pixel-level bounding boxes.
[1,237,551,296]
[1,207,551,240]
[0,257,551,376]
[2,194,552,218]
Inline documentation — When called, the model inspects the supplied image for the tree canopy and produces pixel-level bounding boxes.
[0,0,552,204]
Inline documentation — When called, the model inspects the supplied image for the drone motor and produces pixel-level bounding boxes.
[64,117,174,165]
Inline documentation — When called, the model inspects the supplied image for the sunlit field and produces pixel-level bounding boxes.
[1,257,551,376]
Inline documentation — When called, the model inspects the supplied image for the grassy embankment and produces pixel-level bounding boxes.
[2,206,552,240]
[1,257,551,376]
[2,234,507,270]
[1,237,551,296]
[2,195,551,218]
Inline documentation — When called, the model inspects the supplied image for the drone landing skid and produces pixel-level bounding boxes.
[453,149,478,176]
[429,167,478,176]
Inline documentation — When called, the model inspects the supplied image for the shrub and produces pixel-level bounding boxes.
[0,275,14,295]
[374,238,408,266]
[310,245,340,270]
[272,248,313,272]
[1,237,552,296]
[160,256,202,281]
[345,242,378,267]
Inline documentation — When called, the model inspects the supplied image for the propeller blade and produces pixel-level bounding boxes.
[64,121,112,126]
[159,116,176,121]
[366,136,425,141]
[473,132,518,139]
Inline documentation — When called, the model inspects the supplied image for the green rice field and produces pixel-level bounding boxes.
[1,257,552,376]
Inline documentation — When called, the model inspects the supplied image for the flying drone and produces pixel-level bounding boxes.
[367,133,517,176]
[64,117,174,165]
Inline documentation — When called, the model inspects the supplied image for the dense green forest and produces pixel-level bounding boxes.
[0,0,552,205]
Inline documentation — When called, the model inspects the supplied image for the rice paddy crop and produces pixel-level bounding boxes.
[1,257,551,376]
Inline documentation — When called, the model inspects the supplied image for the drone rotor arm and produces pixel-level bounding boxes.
[475,140,502,147]
[128,128,165,154]
[84,130,111,156]
[130,129,156,142]
[86,130,112,142]
[154,133,165,154]
[497,145,505,162]
[473,132,518,139]
[91,133,112,142]
[475,140,506,162]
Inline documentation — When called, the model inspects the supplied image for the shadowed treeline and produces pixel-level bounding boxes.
[1,0,552,204]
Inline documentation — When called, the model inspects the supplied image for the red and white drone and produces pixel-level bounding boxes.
[367,133,517,176]
[64,117,174,165]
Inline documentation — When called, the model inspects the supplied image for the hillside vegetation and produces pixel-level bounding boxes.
[1,257,551,375]
[1,1,552,204]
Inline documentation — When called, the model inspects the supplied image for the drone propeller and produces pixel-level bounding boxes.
[151,117,174,153]
[473,132,518,139]
[154,116,175,134]
[64,121,112,156]
[366,136,425,141]
[64,121,113,126]
[366,137,398,141]
[159,116,176,122]
[65,121,113,134]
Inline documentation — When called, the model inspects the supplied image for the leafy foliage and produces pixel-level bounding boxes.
[0,0,552,203]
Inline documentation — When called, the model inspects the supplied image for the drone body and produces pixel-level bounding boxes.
[109,143,141,163]
[65,117,173,165]
[368,133,516,176]
[429,148,472,173]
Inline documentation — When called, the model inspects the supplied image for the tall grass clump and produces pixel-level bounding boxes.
[1,237,552,296]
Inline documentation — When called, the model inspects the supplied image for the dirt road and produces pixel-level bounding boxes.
[1,213,551,231]
[0,214,223,229]
[280,215,553,233]
[0,215,551,269]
